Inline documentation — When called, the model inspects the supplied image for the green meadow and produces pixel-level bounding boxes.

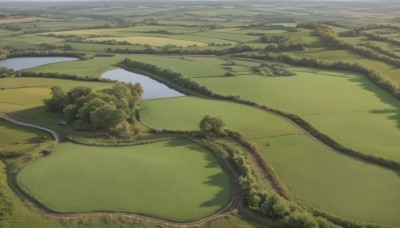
[17,140,231,222]
[141,96,400,226]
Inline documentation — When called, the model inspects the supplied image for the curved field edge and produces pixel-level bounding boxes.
[16,140,232,222]
[141,96,400,226]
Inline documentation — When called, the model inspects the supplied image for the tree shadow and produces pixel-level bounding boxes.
[344,75,400,129]
[164,139,231,209]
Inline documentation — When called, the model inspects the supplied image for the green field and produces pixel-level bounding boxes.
[1,1,400,227]
[17,140,231,221]
[141,96,400,226]
[177,57,400,162]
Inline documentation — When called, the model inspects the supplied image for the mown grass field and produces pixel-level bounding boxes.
[141,96,400,226]
[17,139,231,221]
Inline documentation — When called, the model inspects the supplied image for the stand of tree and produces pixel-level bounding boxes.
[107,44,257,55]
[305,23,400,67]
[17,71,114,83]
[44,82,143,138]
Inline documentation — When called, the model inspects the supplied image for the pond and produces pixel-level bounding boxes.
[0,56,78,71]
[102,68,185,100]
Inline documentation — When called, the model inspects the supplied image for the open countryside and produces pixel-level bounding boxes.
[0,0,399,228]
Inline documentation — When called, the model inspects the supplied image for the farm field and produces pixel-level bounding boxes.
[17,139,231,221]
[1,1,400,227]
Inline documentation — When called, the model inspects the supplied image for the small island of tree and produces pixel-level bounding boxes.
[44,82,143,138]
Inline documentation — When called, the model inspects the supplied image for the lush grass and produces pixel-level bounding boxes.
[141,96,300,139]
[256,135,400,226]
[191,61,400,161]
[17,139,231,221]
[141,96,400,226]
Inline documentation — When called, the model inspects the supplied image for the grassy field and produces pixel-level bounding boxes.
[141,96,400,226]
[17,139,231,221]
[177,57,400,162]
[256,135,400,226]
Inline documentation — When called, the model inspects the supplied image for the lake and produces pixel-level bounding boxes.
[102,68,185,100]
[0,56,78,71]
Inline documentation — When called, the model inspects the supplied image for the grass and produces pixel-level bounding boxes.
[28,55,127,77]
[256,135,400,226]
[191,60,400,162]
[141,96,300,139]
[17,139,232,222]
[141,96,400,226]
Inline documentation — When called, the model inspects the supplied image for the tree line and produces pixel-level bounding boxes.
[307,23,400,67]
[107,44,258,55]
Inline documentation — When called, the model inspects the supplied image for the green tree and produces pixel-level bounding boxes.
[63,104,79,122]
[90,105,127,130]
[199,115,226,137]
[44,86,67,113]
[77,98,107,122]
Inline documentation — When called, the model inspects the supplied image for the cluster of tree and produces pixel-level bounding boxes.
[359,43,400,59]
[0,24,23,31]
[260,35,288,44]
[94,53,116,57]
[0,46,9,60]
[265,43,307,52]
[362,32,400,46]
[199,115,226,138]
[38,43,73,51]
[311,23,400,67]
[0,67,15,78]
[217,138,335,227]
[354,24,400,32]
[44,83,143,138]
[7,50,90,60]
[208,42,232,47]
[16,71,113,82]
[252,63,295,77]
[107,44,257,55]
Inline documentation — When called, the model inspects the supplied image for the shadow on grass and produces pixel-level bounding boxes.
[164,139,231,210]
